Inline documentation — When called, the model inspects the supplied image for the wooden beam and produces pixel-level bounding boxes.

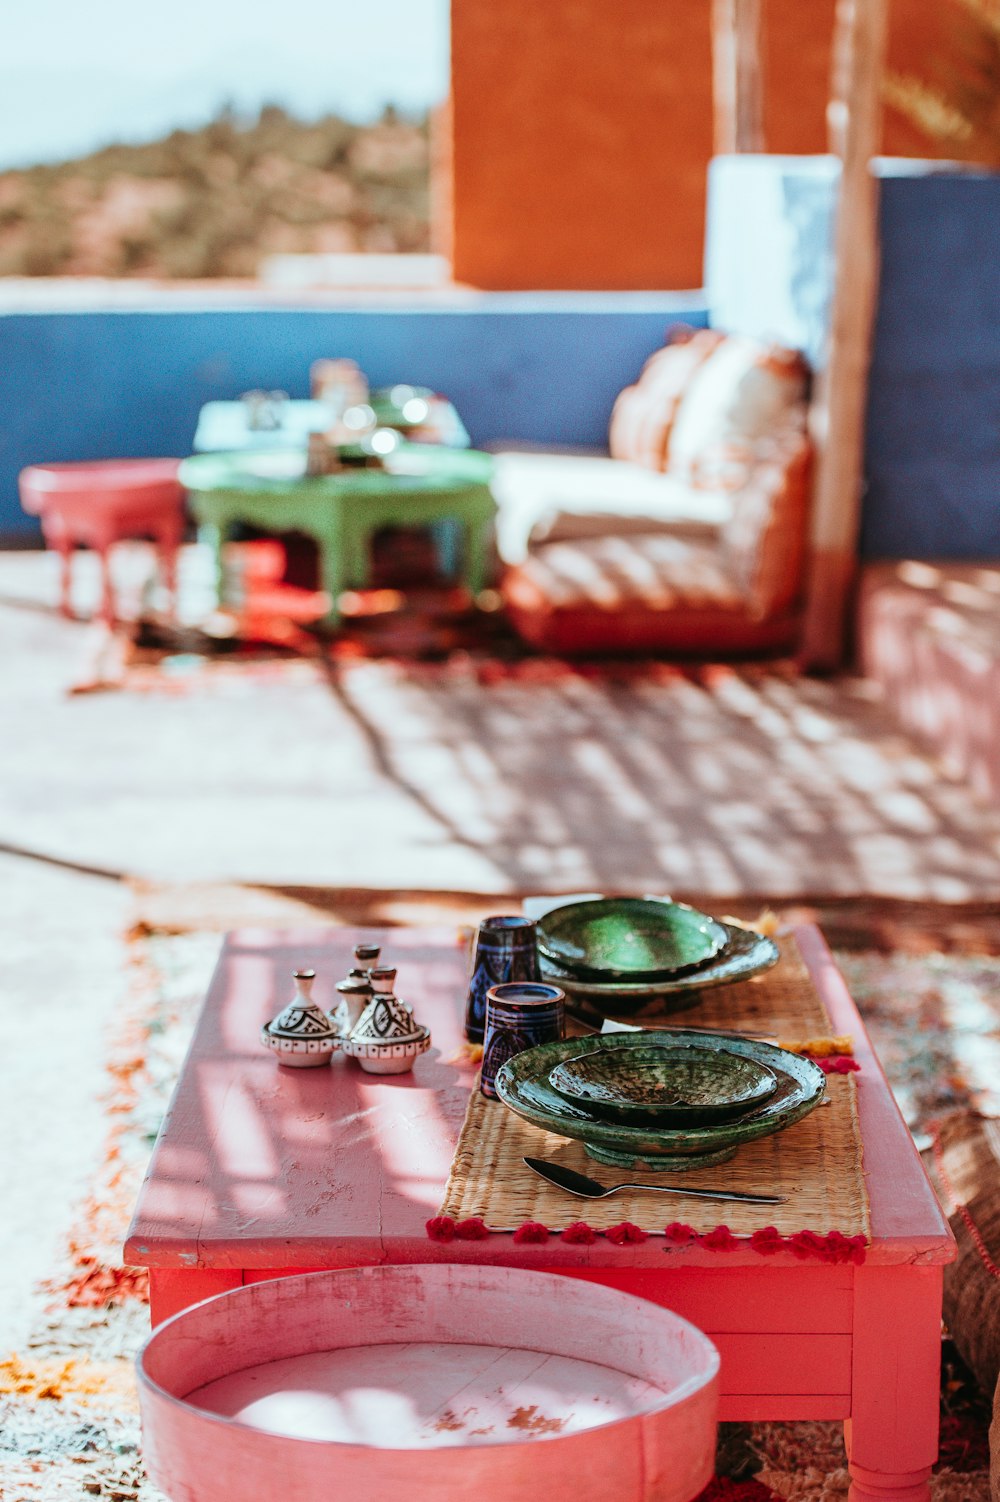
[712,0,765,154]
[800,0,890,669]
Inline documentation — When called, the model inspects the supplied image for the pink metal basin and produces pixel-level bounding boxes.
[138,1264,719,1502]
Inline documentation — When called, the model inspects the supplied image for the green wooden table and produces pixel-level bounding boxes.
[179,445,496,624]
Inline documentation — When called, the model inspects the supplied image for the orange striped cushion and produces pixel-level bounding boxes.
[608,330,725,472]
[507,534,745,614]
[722,420,812,619]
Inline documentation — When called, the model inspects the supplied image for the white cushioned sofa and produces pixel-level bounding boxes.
[493,328,813,656]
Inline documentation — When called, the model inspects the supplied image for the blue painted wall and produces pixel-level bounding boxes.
[706,155,1000,562]
[0,295,707,541]
[863,168,1000,560]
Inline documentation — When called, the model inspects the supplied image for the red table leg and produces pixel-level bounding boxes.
[846,1265,942,1502]
[154,515,184,617]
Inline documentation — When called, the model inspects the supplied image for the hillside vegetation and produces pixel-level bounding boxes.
[0,104,431,279]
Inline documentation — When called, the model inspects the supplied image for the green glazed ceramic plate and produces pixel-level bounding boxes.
[547,1043,778,1126]
[539,920,779,1016]
[537,897,729,980]
[495,1030,825,1171]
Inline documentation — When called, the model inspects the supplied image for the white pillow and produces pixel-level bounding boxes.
[668,336,808,490]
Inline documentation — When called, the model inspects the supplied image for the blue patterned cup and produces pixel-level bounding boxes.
[480,981,565,1100]
[465,915,540,1043]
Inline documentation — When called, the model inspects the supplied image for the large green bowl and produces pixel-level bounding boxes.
[548,1042,778,1126]
[537,897,728,980]
[539,920,780,1017]
[494,1030,825,1171]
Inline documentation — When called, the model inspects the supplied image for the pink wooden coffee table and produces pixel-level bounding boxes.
[126,924,954,1502]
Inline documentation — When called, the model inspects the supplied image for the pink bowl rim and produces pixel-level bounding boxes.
[137,1262,720,1454]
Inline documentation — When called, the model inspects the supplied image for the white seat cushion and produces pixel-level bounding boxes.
[491,450,733,565]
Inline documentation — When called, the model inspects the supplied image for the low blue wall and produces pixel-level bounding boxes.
[0,293,707,541]
[706,156,1000,561]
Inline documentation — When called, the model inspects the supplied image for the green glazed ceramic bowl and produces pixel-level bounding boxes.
[539,921,780,1017]
[494,1030,825,1171]
[537,897,728,980]
[547,1043,778,1126]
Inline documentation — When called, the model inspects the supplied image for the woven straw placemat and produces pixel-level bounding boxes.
[438,935,870,1240]
[577,929,831,1039]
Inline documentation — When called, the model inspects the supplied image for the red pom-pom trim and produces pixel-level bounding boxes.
[426,1215,456,1242]
[664,1221,698,1246]
[455,1217,490,1240]
[513,1220,550,1244]
[828,1230,868,1265]
[604,1221,648,1246]
[425,1214,867,1263]
[701,1224,739,1251]
[790,1228,829,1261]
[561,1221,599,1244]
[749,1225,784,1255]
[817,1055,861,1074]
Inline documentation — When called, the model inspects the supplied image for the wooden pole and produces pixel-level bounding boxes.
[800,0,889,669]
[711,0,765,154]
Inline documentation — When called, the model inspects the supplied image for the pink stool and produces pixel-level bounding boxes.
[18,458,185,624]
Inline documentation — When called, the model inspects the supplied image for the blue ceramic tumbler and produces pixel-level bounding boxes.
[480,981,566,1100]
[465,915,540,1043]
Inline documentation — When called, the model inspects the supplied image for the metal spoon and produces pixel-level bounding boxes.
[523,1156,786,1205]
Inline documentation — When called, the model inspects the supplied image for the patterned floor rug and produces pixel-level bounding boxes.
[3,912,999,1501]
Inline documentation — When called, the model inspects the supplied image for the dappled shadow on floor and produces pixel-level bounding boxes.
[320,658,1000,901]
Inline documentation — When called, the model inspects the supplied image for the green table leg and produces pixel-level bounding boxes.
[464,520,490,596]
[195,518,229,608]
[316,515,349,625]
[463,490,498,596]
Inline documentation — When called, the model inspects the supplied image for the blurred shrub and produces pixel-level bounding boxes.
[0,102,431,278]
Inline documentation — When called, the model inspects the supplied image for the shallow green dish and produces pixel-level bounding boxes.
[539,920,780,1017]
[494,1030,825,1171]
[537,897,728,980]
[548,1043,778,1126]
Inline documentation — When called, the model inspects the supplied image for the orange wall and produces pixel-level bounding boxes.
[449,0,948,291]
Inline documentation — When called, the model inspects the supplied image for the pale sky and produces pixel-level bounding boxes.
[0,0,450,168]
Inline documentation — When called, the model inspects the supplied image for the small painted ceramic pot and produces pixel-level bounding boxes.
[329,944,381,1037]
[261,970,339,1068]
[465,916,540,1043]
[341,987,431,1075]
[480,981,565,1100]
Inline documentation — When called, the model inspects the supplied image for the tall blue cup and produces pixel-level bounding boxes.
[465,915,540,1043]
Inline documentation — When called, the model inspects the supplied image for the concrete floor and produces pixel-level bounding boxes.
[3,544,1000,1349]
[0,853,129,1348]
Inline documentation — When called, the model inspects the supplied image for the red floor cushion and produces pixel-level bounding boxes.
[503,532,802,656]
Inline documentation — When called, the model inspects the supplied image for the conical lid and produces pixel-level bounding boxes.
[267,969,338,1041]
